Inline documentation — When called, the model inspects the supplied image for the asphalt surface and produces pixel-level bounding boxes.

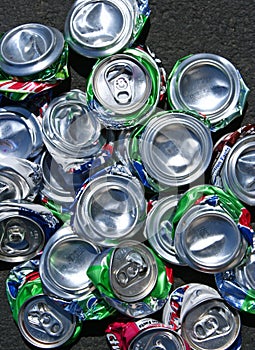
[0,0,255,349]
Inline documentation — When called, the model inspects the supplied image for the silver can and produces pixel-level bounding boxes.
[174,204,247,273]
[18,294,77,349]
[73,173,147,247]
[0,23,64,77]
[180,284,241,350]
[234,248,255,292]
[40,225,100,300]
[167,53,249,131]
[42,89,107,172]
[131,111,212,191]
[128,326,188,350]
[109,240,158,302]
[0,106,43,160]
[65,0,150,58]
[86,47,161,129]
[145,195,187,265]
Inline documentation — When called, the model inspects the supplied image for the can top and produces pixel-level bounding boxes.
[0,23,64,76]
[222,134,255,206]
[128,326,187,350]
[110,240,158,302]
[168,53,242,127]
[65,0,136,58]
[92,54,152,116]
[40,226,100,300]
[234,250,255,291]
[181,299,241,350]
[145,195,187,266]
[139,112,212,187]
[18,294,76,349]
[174,204,246,273]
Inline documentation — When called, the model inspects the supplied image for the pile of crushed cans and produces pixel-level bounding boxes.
[1,0,255,349]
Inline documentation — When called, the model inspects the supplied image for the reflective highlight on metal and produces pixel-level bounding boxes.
[65,0,147,58]
[87,48,160,129]
[0,106,43,160]
[42,89,106,172]
[221,134,255,206]
[138,111,212,188]
[234,249,255,292]
[0,158,42,202]
[0,23,65,77]
[110,240,158,302]
[145,195,187,265]
[128,326,187,350]
[18,294,76,349]
[174,204,247,273]
[40,226,100,300]
[73,174,146,247]
[167,53,249,130]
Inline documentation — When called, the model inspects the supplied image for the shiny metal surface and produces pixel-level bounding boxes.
[234,249,255,291]
[175,205,247,273]
[168,53,242,127]
[110,240,158,302]
[40,226,100,300]
[221,134,255,206]
[18,294,76,348]
[139,112,213,187]
[65,0,136,57]
[0,215,45,263]
[145,195,187,265]
[73,173,146,247]
[128,326,187,350]
[181,299,240,350]
[0,23,64,76]
[92,54,151,115]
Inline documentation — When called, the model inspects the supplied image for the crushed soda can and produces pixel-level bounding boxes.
[0,157,42,202]
[0,23,69,103]
[162,283,242,350]
[118,110,212,192]
[106,318,189,350]
[167,53,249,131]
[0,201,60,263]
[171,185,254,273]
[0,105,43,160]
[87,240,173,318]
[211,124,255,206]
[65,0,150,58]
[6,261,82,349]
[86,46,162,129]
[72,170,147,247]
[42,89,111,172]
[145,195,187,265]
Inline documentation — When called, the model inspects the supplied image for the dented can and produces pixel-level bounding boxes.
[86,46,161,129]
[65,0,150,58]
[167,53,249,131]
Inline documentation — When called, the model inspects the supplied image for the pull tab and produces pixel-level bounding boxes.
[194,315,219,340]
[1,219,29,254]
[116,251,147,287]
[105,64,133,105]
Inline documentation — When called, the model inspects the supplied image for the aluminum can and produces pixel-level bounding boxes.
[174,203,247,273]
[145,195,187,265]
[42,89,109,172]
[86,46,161,129]
[0,157,42,202]
[87,240,173,318]
[0,23,69,102]
[40,225,100,300]
[72,172,147,247]
[0,105,43,160]
[119,110,212,192]
[167,53,249,131]
[162,283,241,350]
[0,201,60,263]
[211,124,255,206]
[64,0,150,58]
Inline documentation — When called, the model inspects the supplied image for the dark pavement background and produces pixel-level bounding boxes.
[0,0,255,349]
